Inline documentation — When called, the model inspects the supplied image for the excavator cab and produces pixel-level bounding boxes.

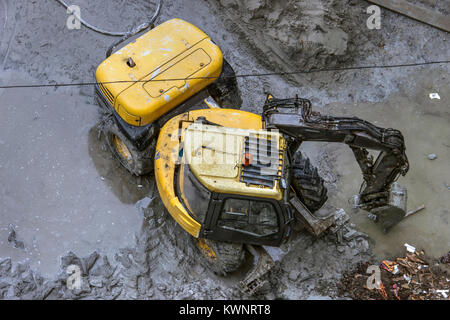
[176,123,294,247]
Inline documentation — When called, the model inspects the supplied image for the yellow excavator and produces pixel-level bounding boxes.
[95,17,409,294]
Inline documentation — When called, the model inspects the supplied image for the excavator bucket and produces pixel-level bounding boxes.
[352,182,407,232]
[371,182,407,233]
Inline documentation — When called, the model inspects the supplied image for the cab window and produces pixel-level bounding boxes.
[218,198,278,236]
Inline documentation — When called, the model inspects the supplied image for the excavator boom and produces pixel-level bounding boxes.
[263,97,409,231]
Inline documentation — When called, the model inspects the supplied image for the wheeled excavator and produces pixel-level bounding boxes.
[153,95,409,293]
[94,16,409,294]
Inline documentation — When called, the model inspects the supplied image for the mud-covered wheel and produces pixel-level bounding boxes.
[194,238,245,276]
[291,150,328,213]
[102,116,155,176]
[207,59,242,109]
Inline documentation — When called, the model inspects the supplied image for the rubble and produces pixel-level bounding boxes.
[338,245,450,300]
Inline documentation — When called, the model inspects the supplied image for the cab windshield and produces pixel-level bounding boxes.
[179,164,211,224]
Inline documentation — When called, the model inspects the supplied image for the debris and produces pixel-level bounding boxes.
[429,93,441,100]
[405,205,425,218]
[404,243,416,253]
[436,290,449,298]
[288,270,300,282]
[7,225,25,250]
[378,282,388,299]
[440,252,450,264]
[393,284,400,300]
[381,260,397,273]
[338,245,449,300]
[427,153,437,160]
[343,230,358,241]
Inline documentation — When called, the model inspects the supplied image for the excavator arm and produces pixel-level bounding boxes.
[263,96,409,231]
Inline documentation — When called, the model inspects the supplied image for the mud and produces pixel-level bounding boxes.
[0,0,449,300]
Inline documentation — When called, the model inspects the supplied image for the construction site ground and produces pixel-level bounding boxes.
[0,0,448,299]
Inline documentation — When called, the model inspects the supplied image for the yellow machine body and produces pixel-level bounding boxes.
[95,18,223,126]
[154,109,286,237]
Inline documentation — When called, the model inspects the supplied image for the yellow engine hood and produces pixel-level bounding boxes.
[96,18,223,126]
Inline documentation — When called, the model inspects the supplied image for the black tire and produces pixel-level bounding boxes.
[102,115,155,176]
[207,59,242,109]
[291,150,328,213]
[193,238,245,276]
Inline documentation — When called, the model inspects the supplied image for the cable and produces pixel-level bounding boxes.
[0,60,448,89]
[55,0,162,37]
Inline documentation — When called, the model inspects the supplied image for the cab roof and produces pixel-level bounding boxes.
[183,123,285,200]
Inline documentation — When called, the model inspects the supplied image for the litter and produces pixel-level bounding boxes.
[381,260,398,273]
[404,243,416,253]
[405,205,425,218]
[341,245,449,300]
[436,290,449,298]
[429,93,441,100]
[378,282,388,299]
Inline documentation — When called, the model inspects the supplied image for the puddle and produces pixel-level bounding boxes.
[88,126,155,204]
[312,70,449,259]
[0,74,148,277]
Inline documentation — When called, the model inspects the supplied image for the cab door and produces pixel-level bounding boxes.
[201,194,289,246]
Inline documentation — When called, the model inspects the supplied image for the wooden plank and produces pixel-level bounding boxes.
[367,0,450,33]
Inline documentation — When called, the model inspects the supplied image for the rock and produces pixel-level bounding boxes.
[0,258,12,275]
[157,283,167,292]
[343,229,357,241]
[288,270,300,282]
[60,252,83,272]
[82,251,99,275]
[359,239,370,252]
[330,208,350,233]
[89,277,104,288]
[136,197,155,217]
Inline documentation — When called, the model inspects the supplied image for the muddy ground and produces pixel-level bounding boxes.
[0,0,449,299]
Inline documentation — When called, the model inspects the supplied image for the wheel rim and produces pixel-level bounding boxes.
[113,135,132,163]
[197,239,217,261]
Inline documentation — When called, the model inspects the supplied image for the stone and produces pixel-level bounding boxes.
[288,270,300,282]
[343,229,357,241]
[89,277,104,288]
